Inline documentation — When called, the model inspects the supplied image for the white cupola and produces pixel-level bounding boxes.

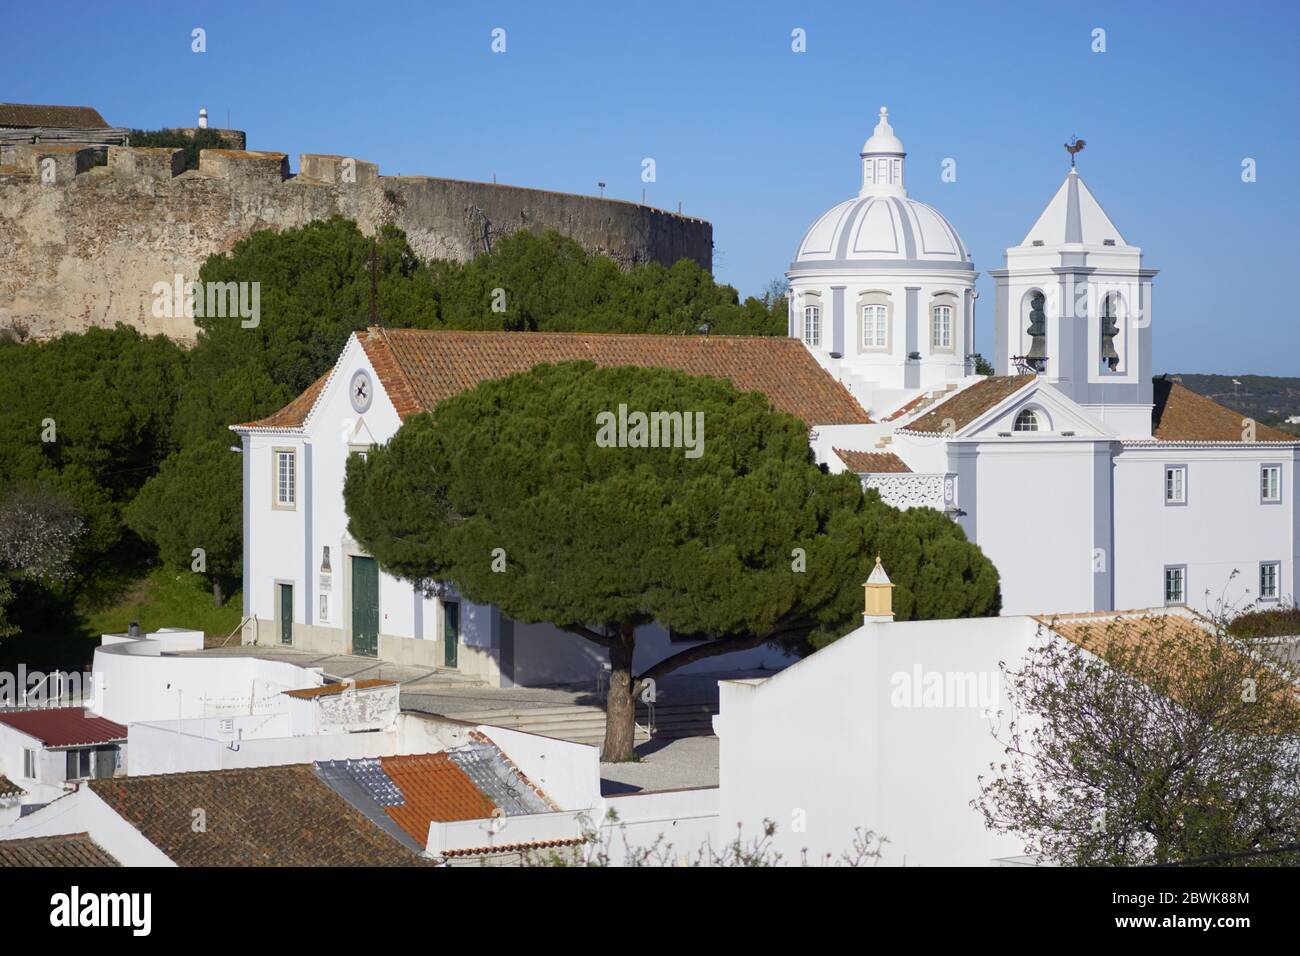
[859,107,906,197]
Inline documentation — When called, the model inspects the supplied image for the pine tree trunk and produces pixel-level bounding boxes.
[601,628,638,763]
[212,578,225,609]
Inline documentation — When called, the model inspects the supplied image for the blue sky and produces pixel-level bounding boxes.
[6,0,1298,374]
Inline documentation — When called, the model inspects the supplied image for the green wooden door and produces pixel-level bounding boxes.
[351,556,379,657]
[443,601,459,668]
[279,584,293,645]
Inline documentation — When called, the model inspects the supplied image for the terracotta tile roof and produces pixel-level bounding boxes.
[0,775,25,798]
[233,371,331,430]
[237,329,871,430]
[282,679,396,699]
[0,708,126,747]
[1151,379,1294,443]
[834,448,912,473]
[0,103,109,129]
[378,753,499,844]
[1037,609,1300,713]
[89,765,432,866]
[0,833,120,867]
[902,376,1035,434]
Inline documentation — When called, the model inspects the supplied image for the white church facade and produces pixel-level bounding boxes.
[233,109,1296,681]
[794,108,1297,618]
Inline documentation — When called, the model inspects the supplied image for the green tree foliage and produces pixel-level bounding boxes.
[127,440,243,607]
[344,362,999,760]
[127,128,228,171]
[0,328,185,563]
[425,229,785,335]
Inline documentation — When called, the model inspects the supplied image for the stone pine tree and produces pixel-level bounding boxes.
[344,362,1000,762]
[976,614,1300,865]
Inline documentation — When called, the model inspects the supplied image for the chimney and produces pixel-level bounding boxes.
[198,108,209,130]
[862,556,894,624]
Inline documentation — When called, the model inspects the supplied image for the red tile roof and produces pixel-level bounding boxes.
[89,765,432,866]
[1151,379,1294,443]
[902,375,1035,434]
[834,449,911,474]
[0,103,109,129]
[379,753,498,844]
[282,679,396,699]
[0,833,120,867]
[0,708,126,747]
[237,329,871,430]
[0,775,25,798]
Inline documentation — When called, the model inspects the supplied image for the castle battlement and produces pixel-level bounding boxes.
[0,135,714,343]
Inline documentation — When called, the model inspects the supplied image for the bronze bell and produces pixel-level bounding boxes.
[1099,301,1120,371]
[1026,291,1047,370]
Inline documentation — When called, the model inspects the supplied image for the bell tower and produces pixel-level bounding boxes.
[989,158,1158,438]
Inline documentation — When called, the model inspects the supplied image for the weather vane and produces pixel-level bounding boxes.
[1064,136,1086,168]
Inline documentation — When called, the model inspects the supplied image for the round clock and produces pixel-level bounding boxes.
[349,369,373,413]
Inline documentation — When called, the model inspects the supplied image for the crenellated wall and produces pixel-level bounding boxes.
[0,147,713,342]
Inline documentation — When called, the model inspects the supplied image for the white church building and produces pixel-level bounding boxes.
[232,108,1296,682]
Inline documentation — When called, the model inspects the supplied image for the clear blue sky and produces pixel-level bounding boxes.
[6,0,1298,375]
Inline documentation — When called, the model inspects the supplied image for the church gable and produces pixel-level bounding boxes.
[900,375,1034,435]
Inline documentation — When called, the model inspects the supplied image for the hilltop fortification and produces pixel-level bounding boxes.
[0,143,712,342]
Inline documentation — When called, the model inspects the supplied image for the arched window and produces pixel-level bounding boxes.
[803,305,821,347]
[862,304,888,349]
[1013,408,1041,432]
[931,304,952,350]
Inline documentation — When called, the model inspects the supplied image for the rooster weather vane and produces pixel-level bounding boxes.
[1064,137,1086,168]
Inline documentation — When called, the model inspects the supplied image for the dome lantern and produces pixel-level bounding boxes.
[860,106,906,198]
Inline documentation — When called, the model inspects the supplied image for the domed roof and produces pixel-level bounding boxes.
[792,194,972,271]
[790,108,973,273]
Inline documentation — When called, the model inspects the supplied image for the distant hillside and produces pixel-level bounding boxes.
[1168,373,1300,437]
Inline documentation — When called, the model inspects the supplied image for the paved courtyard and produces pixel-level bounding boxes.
[177,643,759,793]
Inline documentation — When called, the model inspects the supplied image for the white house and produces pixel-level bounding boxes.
[231,107,1296,679]
[230,332,840,683]
[715,568,1233,866]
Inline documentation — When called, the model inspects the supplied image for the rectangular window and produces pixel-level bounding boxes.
[319,593,329,622]
[862,304,887,349]
[275,450,296,508]
[1261,464,1281,503]
[1260,562,1281,601]
[932,305,952,350]
[803,305,821,347]
[1164,565,1186,606]
[23,748,36,779]
[1164,465,1187,505]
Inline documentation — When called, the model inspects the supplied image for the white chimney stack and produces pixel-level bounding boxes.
[198,108,209,129]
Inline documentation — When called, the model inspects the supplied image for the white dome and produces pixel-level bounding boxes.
[789,108,972,273]
[791,194,972,271]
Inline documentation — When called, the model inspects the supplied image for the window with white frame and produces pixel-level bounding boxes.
[1013,408,1040,432]
[862,304,888,349]
[1164,465,1187,505]
[1164,565,1186,605]
[803,305,821,347]
[275,450,296,508]
[1260,562,1281,601]
[23,748,36,779]
[931,304,953,350]
[1261,464,1281,503]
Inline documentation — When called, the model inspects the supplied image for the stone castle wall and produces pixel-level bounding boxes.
[0,145,712,342]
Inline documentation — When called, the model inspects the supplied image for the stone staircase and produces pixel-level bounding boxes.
[449,699,717,748]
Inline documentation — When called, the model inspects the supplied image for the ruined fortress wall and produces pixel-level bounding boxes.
[0,147,712,342]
